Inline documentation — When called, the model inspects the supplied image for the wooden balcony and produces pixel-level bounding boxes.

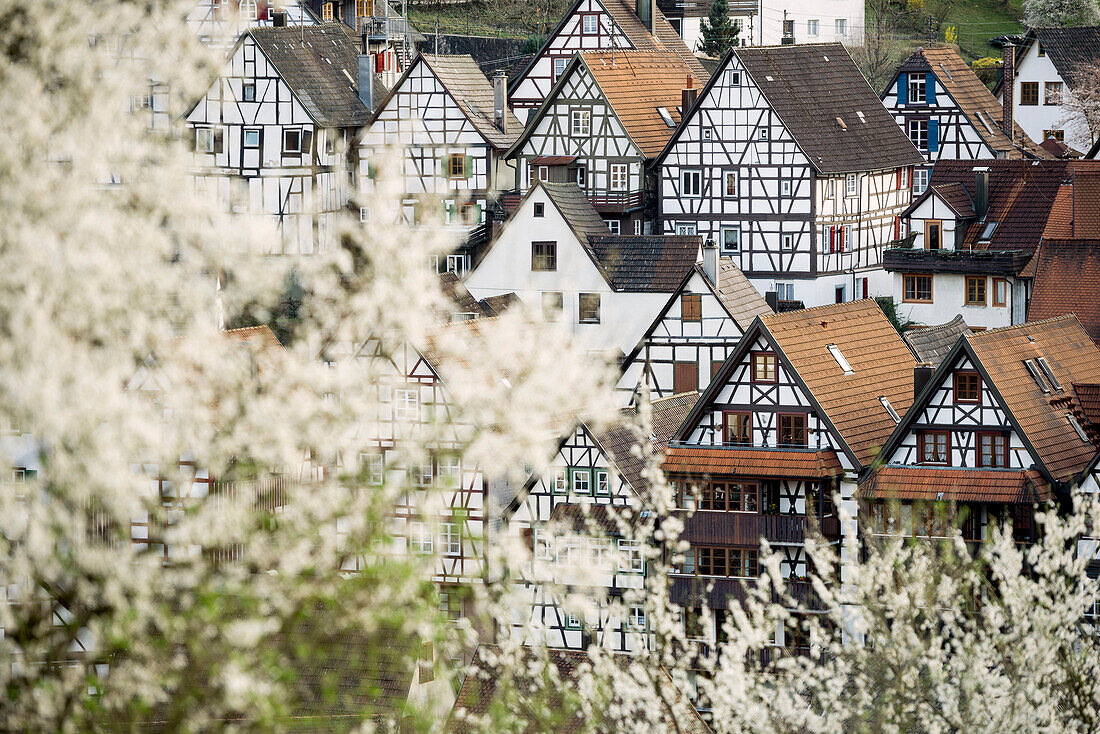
[681,511,838,546]
[587,190,644,214]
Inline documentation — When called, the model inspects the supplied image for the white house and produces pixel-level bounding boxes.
[655,43,924,308]
[463,181,700,354]
[658,0,863,54]
[997,27,1100,156]
[185,24,382,254]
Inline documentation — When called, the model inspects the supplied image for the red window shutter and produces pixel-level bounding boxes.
[862,277,868,299]
[829,225,836,253]
[894,216,901,240]
[896,168,902,189]
[257,0,268,20]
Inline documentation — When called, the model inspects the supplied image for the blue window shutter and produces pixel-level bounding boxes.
[898,73,908,105]
[926,72,936,104]
[928,119,939,152]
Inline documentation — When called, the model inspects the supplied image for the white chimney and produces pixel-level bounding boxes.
[493,70,508,134]
[702,238,718,287]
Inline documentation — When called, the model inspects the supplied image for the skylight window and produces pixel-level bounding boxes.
[1023,359,1050,393]
[1037,357,1062,391]
[1068,413,1089,442]
[980,221,998,240]
[836,116,847,130]
[879,396,901,423]
[827,344,854,375]
[657,107,676,128]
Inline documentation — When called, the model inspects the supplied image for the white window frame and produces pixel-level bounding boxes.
[726,70,741,86]
[723,169,738,198]
[845,173,858,197]
[440,522,461,556]
[196,126,216,153]
[780,179,792,197]
[721,226,740,253]
[360,452,384,485]
[582,14,598,33]
[359,206,371,223]
[776,282,795,301]
[618,539,644,573]
[411,462,433,487]
[595,469,610,495]
[908,73,927,104]
[835,18,847,36]
[446,253,466,276]
[914,168,930,194]
[676,222,697,236]
[283,128,303,154]
[437,454,462,483]
[552,469,568,494]
[680,169,702,197]
[758,127,769,141]
[607,220,620,235]
[633,219,642,235]
[609,163,628,192]
[408,521,433,554]
[908,119,929,152]
[807,19,819,37]
[240,0,258,20]
[394,387,419,420]
[571,468,591,494]
[702,127,713,141]
[629,605,646,629]
[570,108,591,137]
[553,57,567,80]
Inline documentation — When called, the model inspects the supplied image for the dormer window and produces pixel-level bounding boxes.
[827,344,853,375]
[879,397,900,423]
[908,73,927,104]
[980,222,998,241]
[1037,358,1062,391]
[1068,414,1089,442]
[1023,359,1050,393]
[657,107,677,128]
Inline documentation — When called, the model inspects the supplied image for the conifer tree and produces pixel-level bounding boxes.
[699,0,740,57]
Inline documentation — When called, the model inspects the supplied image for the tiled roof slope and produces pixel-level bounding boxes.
[540,182,612,241]
[548,501,626,535]
[930,182,976,217]
[1073,170,1100,236]
[903,315,971,366]
[662,447,843,477]
[423,55,522,150]
[715,258,773,329]
[587,235,700,292]
[599,0,709,79]
[967,316,1100,482]
[583,51,706,157]
[762,300,916,466]
[1075,383,1100,426]
[1034,27,1100,90]
[859,465,1052,503]
[249,25,382,126]
[1043,184,1074,237]
[917,46,1048,159]
[736,44,924,174]
[1029,240,1100,343]
[592,391,698,494]
[927,160,1068,253]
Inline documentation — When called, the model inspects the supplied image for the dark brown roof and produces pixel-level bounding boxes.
[586,235,700,292]
[1033,27,1100,93]
[734,44,924,174]
[592,391,699,493]
[479,292,519,317]
[662,446,844,478]
[859,465,1052,503]
[762,300,917,467]
[249,25,382,126]
[1029,240,1100,343]
[583,51,707,157]
[540,182,612,242]
[440,271,489,317]
[913,46,1048,159]
[451,644,710,734]
[422,55,523,150]
[714,258,773,329]
[929,182,976,218]
[1075,383,1100,426]
[903,315,971,366]
[967,316,1100,482]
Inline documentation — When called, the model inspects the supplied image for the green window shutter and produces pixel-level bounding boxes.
[473,203,482,223]
[464,155,473,178]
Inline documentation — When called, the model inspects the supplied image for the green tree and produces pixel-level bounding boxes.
[699,0,740,57]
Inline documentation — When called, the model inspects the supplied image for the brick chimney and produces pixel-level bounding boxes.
[493,70,509,134]
[1002,43,1015,142]
[681,76,698,112]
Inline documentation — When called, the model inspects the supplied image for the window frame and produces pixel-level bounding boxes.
[533,202,545,218]
[1044,81,1063,105]
[439,522,461,556]
[751,352,777,383]
[1019,81,1039,106]
[908,73,927,104]
[393,387,419,420]
[953,371,981,404]
[680,169,702,198]
[924,220,942,250]
[721,226,740,253]
[977,431,1009,468]
[673,361,698,394]
[918,430,950,465]
[845,173,858,197]
[723,411,751,446]
[570,108,591,137]
[777,413,808,448]
[283,128,303,155]
[531,240,557,271]
[581,13,598,33]
[907,118,929,151]
[965,275,987,306]
[722,169,738,198]
[242,82,256,102]
[571,467,591,494]
[447,153,467,180]
[578,292,601,324]
[609,163,628,192]
[243,127,261,149]
[902,273,933,303]
[408,521,433,554]
[993,277,1008,307]
[681,293,702,322]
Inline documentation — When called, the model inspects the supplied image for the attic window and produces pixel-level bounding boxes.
[657,107,677,128]
[1023,359,1050,393]
[827,344,854,375]
[836,116,847,130]
[1037,357,1062,391]
[856,111,866,122]
[879,396,901,423]
[1068,414,1089,442]
[980,221,998,240]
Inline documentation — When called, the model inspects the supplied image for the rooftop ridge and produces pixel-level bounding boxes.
[966,314,1080,340]
[907,315,967,335]
[763,297,880,320]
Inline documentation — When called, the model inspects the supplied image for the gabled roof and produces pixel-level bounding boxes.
[248,25,381,126]
[894,46,1047,159]
[690,44,923,174]
[593,391,699,494]
[859,465,1052,504]
[903,315,971,366]
[714,259,773,328]
[931,182,977,218]
[1029,240,1100,343]
[586,234,700,292]
[540,181,613,242]
[1026,27,1100,91]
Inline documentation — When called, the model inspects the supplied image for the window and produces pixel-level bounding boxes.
[1038,41,1046,57]
[965,276,987,306]
[729,548,758,578]
[552,469,568,494]
[778,414,807,447]
[609,163,628,192]
[355,0,370,17]
[752,353,777,383]
[553,57,567,80]
[681,293,702,321]
[900,167,910,188]
[195,126,222,153]
[582,14,598,33]
[726,70,741,86]
[701,128,713,141]
[776,282,794,301]
[921,220,942,251]
[1068,414,1090,442]
[437,455,462,483]
[908,119,929,151]
[880,396,901,423]
[697,546,724,576]
[619,539,644,573]
[542,291,563,320]
[723,170,738,197]
[908,73,927,104]
[571,468,591,494]
[242,83,256,102]
[459,203,479,225]
[954,371,981,403]
[634,219,642,235]
[918,430,949,464]
[780,179,792,197]
[534,202,544,217]
[283,129,303,154]
[440,523,461,555]
[320,1,333,20]
[1020,81,1039,106]
[827,344,854,374]
[781,233,793,251]
[1044,129,1065,142]
[243,128,260,148]
[607,219,620,235]
[903,273,932,303]
[680,169,702,197]
[447,154,467,179]
[241,0,259,20]
[1044,81,1063,105]
[721,227,739,253]
[724,412,751,446]
[578,293,600,323]
[993,278,1008,307]
[394,388,419,420]
[360,452,384,485]
[979,221,998,242]
[807,19,819,36]
[835,18,847,36]
[410,461,433,487]
[676,222,697,236]
[1024,359,1051,393]
[914,168,929,194]
[783,19,794,37]
[845,173,858,196]
[826,179,835,199]
[537,165,549,182]
[531,241,556,271]
[408,522,433,554]
[571,165,587,187]
[977,432,1008,468]
[629,606,646,629]
[359,206,371,223]
[657,107,677,128]
[595,469,610,495]
[758,127,769,141]
[570,108,591,136]
[674,361,698,394]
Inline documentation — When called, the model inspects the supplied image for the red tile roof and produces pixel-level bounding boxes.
[1042,184,1074,238]
[859,465,1052,503]
[1075,383,1100,426]
[1072,170,1100,237]
[1029,240,1100,343]
[662,446,843,478]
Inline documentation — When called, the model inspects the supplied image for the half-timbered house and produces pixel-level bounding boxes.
[862,315,1100,552]
[188,1,319,49]
[503,392,697,651]
[186,24,383,254]
[617,239,772,404]
[662,300,915,648]
[463,181,700,353]
[359,54,521,271]
[507,50,706,235]
[656,43,924,307]
[507,0,706,121]
[881,45,1047,194]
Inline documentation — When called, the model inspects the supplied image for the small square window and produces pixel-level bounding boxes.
[534,202,545,218]
[607,220,620,235]
[571,468,591,494]
[965,276,987,306]
[578,293,601,323]
[752,353,777,383]
[681,293,702,321]
[283,129,303,154]
[758,127,769,141]
[570,108,591,136]
[726,70,741,86]
[242,83,256,102]
[243,128,260,148]
[954,371,981,403]
[702,128,713,140]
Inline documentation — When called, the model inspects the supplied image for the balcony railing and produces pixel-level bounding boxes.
[680,511,838,545]
[587,190,644,213]
[357,16,408,40]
